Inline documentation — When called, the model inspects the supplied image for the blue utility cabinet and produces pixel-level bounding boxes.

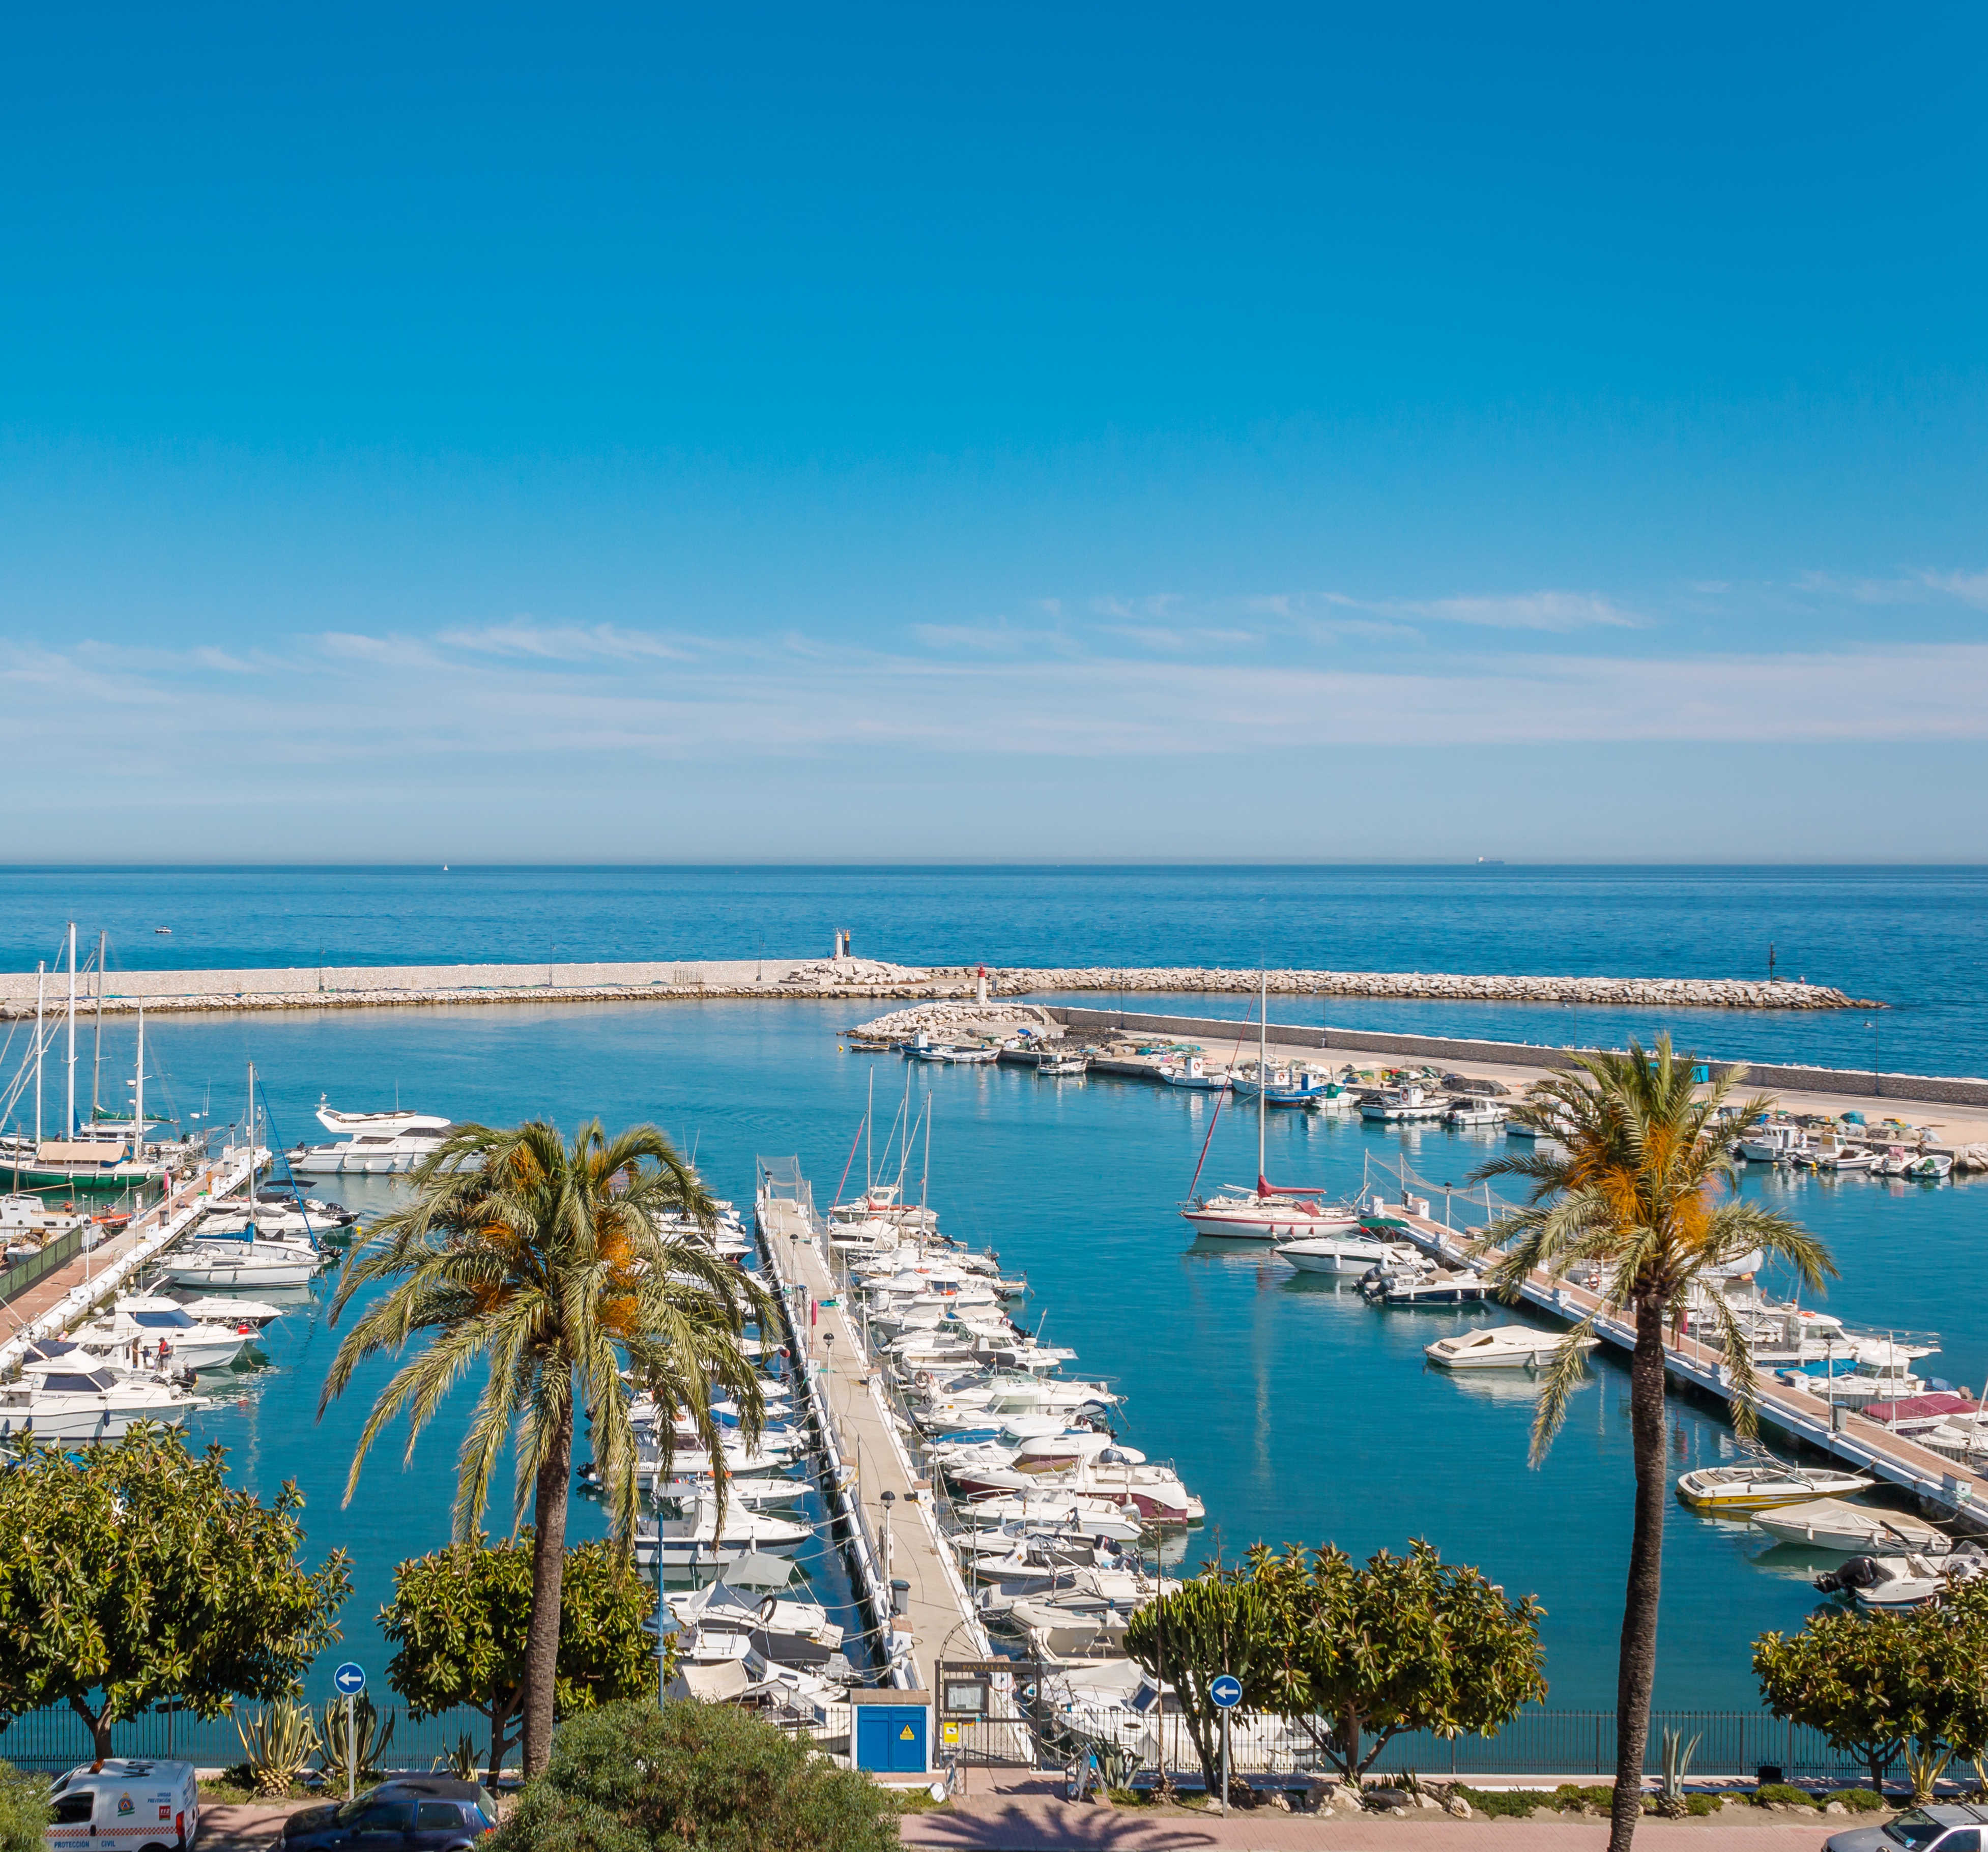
[850,1689,930,1773]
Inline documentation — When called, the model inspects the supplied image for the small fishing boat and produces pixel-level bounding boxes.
[1752,1497,1952,1555]
[1159,1057,1230,1091]
[1036,1052,1087,1078]
[1425,1326,1597,1370]
[1811,1144,1878,1173]
[915,1044,1000,1065]
[1738,1123,1810,1164]
[1675,1460,1876,1511]
[1446,1097,1508,1126]
[1359,1084,1448,1123]
[1904,1152,1954,1181]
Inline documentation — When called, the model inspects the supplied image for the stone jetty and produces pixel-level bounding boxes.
[0,956,1866,1018]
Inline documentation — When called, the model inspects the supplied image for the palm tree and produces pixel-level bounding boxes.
[319,1119,771,1777]
[1471,1036,1833,1852]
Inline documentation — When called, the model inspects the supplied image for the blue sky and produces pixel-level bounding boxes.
[5,4,1987,860]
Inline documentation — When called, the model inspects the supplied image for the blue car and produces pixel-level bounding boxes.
[280,1778,494,1852]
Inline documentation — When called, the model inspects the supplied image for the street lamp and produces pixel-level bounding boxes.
[879,1488,895,1601]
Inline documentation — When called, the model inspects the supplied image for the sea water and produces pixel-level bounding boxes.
[2,863,1985,1074]
[122,992,1984,1720]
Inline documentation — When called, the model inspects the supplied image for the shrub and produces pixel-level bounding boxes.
[1554,1783,1618,1811]
[0,1762,49,1852]
[484,1699,898,1852]
[1452,1786,1549,1818]
[1827,1788,1889,1812]
[1753,1783,1818,1808]
[1687,1795,1720,1816]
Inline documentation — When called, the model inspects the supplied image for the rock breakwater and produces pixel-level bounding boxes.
[989,968,1864,1009]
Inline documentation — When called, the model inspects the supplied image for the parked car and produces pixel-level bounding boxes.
[280,1779,494,1852]
[1827,1805,1988,1852]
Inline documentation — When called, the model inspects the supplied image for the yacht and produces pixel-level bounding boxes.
[289,1102,454,1174]
[1182,1189,1363,1241]
[1674,1460,1876,1511]
[73,1302,250,1373]
[1425,1326,1598,1370]
[632,1496,811,1570]
[0,1366,204,1440]
[157,1233,324,1290]
[1275,1230,1400,1275]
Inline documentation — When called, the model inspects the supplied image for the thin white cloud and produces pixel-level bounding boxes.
[1376,590,1638,631]
[438,618,694,661]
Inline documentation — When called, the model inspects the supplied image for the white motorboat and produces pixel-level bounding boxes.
[914,1044,1000,1065]
[1738,1123,1810,1164]
[1811,1145,1878,1173]
[1036,1052,1087,1078]
[174,1294,287,1327]
[633,1496,811,1569]
[1675,1460,1876,1511]
[0,1366,204,1440]
[1815,1547,1988,1609]
[1275,1231,1398,1275]
[1903,1152,1954,1181]
[950,1497,1146,1542]
[290,1101,454,1174]
[1159,1057,1229,1091]
[1425,1326,1598,1370]
[1359,1084,1448,1123]
[951,1458,1201,1523]
[74,1303,249,1373]
[1750,1497,1952,1554]
[1447,1098,1508,1126]
[1802,1346,1926,1408]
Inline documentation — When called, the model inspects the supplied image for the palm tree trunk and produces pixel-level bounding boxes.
[521,1403,574,1778]
[1610,1292,1668,1852]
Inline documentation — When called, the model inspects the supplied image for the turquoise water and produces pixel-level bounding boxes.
[125,994,1984,1718]
[4,863,1986,1074]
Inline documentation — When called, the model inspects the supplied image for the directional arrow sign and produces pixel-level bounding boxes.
[333,1662,366,1697]
[1209,1674,1243,1710]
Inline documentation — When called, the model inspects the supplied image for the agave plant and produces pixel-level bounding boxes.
[1905,1742,1953,1804]
[432,1733,478,1781]
[1656,1727,1700,1818]
[236,1702,320,1799]
[315,1694,396,1788]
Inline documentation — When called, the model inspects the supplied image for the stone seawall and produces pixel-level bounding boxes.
[1046,1006,1988,1111]
[0,956,1866,1015]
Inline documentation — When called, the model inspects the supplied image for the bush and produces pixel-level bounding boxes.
[1827,1788,1889,1812]
[484,1700,898,1852]
[1452,1786,1549,1818]
[0,1763,49,1852]
[1553,1783,1618,1812]
[1753,1784,1818,1808]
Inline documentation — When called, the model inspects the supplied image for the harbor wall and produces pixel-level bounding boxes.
[0,959,815,1002]
[1047,1006,1988,1111]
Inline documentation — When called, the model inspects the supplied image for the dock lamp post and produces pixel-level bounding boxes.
[879,1488,895,1609]
[1865,1019,1880,1098]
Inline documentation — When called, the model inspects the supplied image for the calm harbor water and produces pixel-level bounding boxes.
[3,864,1986,1075]
[113,993,1984,1719]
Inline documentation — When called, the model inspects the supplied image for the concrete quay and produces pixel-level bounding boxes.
[754,1160,989,1693]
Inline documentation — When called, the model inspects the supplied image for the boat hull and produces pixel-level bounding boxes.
[1280,1243,1392,1274]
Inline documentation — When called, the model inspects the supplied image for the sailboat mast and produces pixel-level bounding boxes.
[865,1070,874,1191]
[134,1005,145,1162]
[92,930,105,1120]
[33,961,44,1145]
[920,1089,932,1213]
[1257,971,1268,1195]
[66,921,76,1139]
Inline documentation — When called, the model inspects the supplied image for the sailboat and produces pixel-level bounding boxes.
[1179,975,1363,1241]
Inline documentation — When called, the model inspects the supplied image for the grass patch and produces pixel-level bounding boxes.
[888,1788,952,1815]
[1554,1783,1618,1812]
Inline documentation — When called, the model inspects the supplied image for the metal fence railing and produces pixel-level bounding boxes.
[981,1704,1876,1781]
[0,1703,502,1776]
[1,1227,85,1307]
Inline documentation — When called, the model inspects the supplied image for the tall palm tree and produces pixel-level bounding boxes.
[1471,1036,1833,1852]
[319,1119,771,1776]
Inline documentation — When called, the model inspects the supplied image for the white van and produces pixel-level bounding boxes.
[46,1760,198,1852]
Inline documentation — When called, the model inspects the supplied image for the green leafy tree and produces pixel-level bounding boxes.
[486,1698,897,1852]
[0,1428,349,1759]
[1122,1567,1280,1797]
[321,1119,770,1777]
[1472,1036,1833,1852]
[1250,1540,1547,1779]
[1755,1585,1988,1792]
[383,1534,659,1784]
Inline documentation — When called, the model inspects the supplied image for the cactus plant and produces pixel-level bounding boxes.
[1656,1727,1700,1818]
[432,1733,478,1781]
[1905,1742,1952,1804]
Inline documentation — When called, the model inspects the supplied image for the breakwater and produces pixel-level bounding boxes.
[0,957,1864,1017]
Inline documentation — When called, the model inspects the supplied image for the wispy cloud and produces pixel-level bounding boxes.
[437,618,695,661]
[1332,589,1640,631]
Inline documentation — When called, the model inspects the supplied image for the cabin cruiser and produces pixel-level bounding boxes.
[157,1231,324,1290]
[1276,1231,1401,1275]
[73,1301,250,1373]
[1738,1123,1810,1164]
[632,1494,811,1569]
[289,1103,455,1174]
[1751,1497,1953,1554]
[1675,1459,1876,1511]
[0,1365,205,1439]
[176,1294,287,1327]
[1798,1345,1927,1408]
[950,1455,1201,1523]
[1426,1326,1598,1370]
[1447,1097,1508,1126]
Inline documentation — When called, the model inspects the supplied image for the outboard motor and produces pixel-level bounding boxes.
[1816,1556,1883,1595]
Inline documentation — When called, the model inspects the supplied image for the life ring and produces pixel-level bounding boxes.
[916,1371,933,1387]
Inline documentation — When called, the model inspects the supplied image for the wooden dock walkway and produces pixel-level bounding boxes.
[754,1158,989,1692]
[1385,1200,1988,1526]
